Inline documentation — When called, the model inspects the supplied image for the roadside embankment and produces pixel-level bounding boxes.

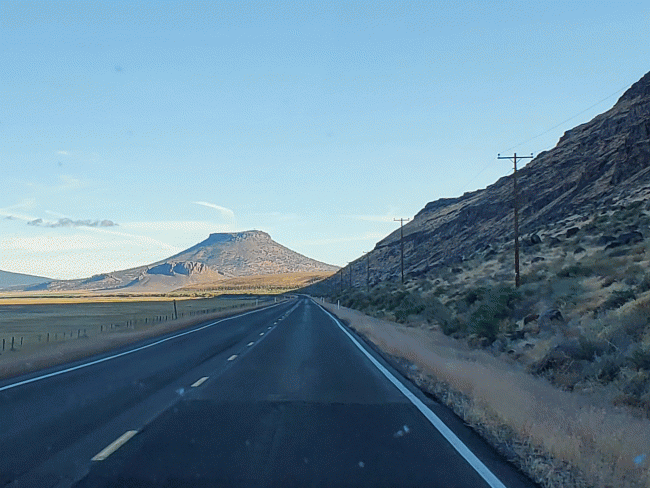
[321,301,650,488]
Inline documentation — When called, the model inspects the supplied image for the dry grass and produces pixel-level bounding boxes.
[323,302,650,488]
[0,295,258,366]
[0,297,275,380]
[176,272,334,294]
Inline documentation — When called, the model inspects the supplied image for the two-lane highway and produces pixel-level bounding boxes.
[2,297,538,487]
[0,299,297,487]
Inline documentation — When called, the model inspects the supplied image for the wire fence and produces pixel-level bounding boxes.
[0,297,275,355]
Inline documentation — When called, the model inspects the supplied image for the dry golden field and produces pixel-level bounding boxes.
[0,294,256,356]
[174,271,334,294]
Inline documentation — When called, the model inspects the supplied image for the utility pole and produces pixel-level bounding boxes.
[362,251,370,293]
[348,263,353,288]
[497,152,533,288]
[394,218,410,284]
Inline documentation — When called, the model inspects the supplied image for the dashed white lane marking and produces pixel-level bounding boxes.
[92,430,138,461]
[259,332,264,336]
[247,342,255,346]
[268,326,272,329]
[191,376,209,387]
[0,301,288,393]
[227,354,238,361]
[315,301,508,488]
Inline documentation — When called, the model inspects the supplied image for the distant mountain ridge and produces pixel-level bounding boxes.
[0,270,51,289]
[341,70,650,283]
[10,230,338,293]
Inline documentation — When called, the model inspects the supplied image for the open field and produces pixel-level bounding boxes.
[322,301,650,488]
[173,271,335,295]
[0,295,271,371]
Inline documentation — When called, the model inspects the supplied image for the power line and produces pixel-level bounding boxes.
[455,82,630,196]
[502,83,629,153]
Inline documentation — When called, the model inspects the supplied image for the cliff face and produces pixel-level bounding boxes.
[355,71,650,282]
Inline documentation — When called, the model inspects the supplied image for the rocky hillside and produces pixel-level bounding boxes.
[165,231,338,276]
[311,70,650,429]
[17,231,338,293]
[341,70,650,284]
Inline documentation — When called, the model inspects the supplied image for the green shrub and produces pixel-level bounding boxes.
[432,285,447,296]
[469,286,520,342]
[597,359,620,383]
[557,264,594,278]
[393,292,426,322]
[423,297,457,333]
[602,289,636,310]
[630,349,650,371]
[636,274,650,293]
[464,287,485,306]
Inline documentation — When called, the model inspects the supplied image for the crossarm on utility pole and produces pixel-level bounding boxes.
[497,153,533,288]
[393,218,410,284]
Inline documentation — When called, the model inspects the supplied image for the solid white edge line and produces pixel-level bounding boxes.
[314,301,508,488]
[191,376,209,388]
[91,430,138,461]
[0,301,288,393]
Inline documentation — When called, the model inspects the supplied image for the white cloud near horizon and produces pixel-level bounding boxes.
[28,218,118,228]
[192,201,236,222]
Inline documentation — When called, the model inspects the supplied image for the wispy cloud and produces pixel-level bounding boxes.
[192,201,236,222]
[0,199,38,221]
[27,218,118,228]
[56,150,69,155]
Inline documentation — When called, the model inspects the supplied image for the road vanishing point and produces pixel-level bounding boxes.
[0,297,539,487]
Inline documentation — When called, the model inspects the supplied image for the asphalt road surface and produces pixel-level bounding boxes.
[0,297,539,487]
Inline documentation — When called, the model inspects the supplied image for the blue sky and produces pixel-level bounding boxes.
[1,1,649,279]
